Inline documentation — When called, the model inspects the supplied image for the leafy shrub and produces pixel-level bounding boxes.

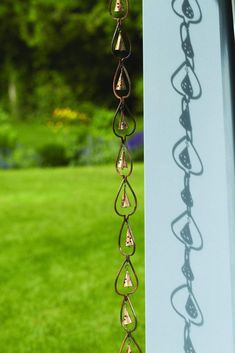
[38,143,69,167]
[0,109,18,168]
[79,135,118,165]
[49,123,87,165]
[11,147,40,169]
[0,109,18,155]
[0,124,17,154]
[34,71,76,118]
[90,107,113,137]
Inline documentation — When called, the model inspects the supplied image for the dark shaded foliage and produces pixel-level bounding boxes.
[0,0,142,119]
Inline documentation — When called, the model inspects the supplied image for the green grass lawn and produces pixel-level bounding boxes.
[0,164,145,353]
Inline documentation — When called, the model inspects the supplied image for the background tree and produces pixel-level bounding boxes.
[0,0,143,120]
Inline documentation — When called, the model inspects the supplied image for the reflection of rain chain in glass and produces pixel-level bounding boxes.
[171,1,204,353]
[109,1,142,353]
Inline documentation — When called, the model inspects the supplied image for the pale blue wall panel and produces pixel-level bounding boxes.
[143,1,235,352]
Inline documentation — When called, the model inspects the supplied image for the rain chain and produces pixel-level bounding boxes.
[170,1,204,353]
[109,1,142,353]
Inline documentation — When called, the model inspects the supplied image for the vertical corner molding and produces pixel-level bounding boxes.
[219,0,235,345]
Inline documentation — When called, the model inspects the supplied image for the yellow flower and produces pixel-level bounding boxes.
[52,107,88,124]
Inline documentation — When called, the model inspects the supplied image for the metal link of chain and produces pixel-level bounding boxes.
[109,1,142,352]
[171,1,204,353]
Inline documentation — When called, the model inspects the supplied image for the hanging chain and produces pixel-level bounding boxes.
[109,1,142,352]
[170,1,204,353]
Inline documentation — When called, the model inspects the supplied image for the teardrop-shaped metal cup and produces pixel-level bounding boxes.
[116,142,133,177]
[120,296,137,333]
[113,101,136,139]
[119,218,136,256]
[119,334,142,353]
[115,179,137,217]
[112,22,131,59]
[109,0,129,20]
[115,258,139,296]
[113,63,131,99]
